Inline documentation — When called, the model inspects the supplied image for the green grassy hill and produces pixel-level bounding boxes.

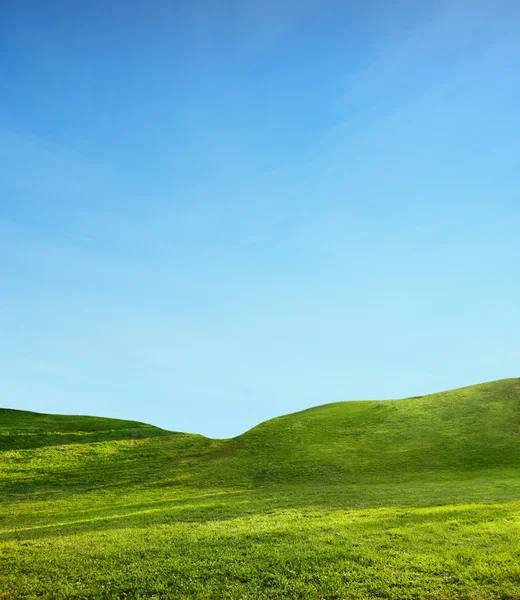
[1,379,520,599]
[232,378,520,482]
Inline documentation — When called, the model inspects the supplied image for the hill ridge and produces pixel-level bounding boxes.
[2,377,518,440]
[1,377,519,490]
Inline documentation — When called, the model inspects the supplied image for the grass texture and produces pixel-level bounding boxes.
[1,378,520,598]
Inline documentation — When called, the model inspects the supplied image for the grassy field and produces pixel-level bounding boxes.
[1,378,520,599]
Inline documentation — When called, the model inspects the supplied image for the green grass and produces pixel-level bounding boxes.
[1,378,520,599]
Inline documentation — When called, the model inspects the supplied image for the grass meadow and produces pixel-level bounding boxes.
[1,378,520,599]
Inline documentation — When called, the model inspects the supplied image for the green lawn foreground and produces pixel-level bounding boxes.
[1,378,520,599]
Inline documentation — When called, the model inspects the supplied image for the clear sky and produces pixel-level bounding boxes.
[1,0,519,438]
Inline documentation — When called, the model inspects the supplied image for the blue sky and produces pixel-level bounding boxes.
[1,0,519,437]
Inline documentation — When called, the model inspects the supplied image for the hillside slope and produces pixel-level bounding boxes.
[1,378,519,496]
[0,408,170,449]
[231,377,520,483]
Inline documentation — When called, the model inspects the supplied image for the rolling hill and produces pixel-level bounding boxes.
[1,378,520,599]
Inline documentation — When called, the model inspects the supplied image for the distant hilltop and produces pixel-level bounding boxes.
[2,378,519,490]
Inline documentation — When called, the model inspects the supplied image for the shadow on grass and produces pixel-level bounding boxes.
[0,428,181,451]
[0,434,225,501]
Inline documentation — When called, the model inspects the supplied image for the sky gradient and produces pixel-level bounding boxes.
[1,0,519,437]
